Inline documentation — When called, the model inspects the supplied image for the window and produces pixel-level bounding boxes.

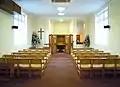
[13,12,27,45]
[95,7,109,45]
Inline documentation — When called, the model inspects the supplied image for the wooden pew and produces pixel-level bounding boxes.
[77,58,92,78]
[20,48,51,56]
[18,51,51,57]
[2,54,47,78]
[73,50,104,53]
[71,47,120,78]
[12,52,47,56]
[73,53,112,64]
[0,58,7,76]
[71,50,104,57]
[75,55,118,63]
[22,48,50,52]
[103,58,115,77]
[92,59,104,77]
[76,55,119,78]
[18,50,48,53]
[0,47,51,78]
[114,59,120,76]
[73,48,94,51]
[8,54,47,65]
[72,50,104,55]
[13,58,44,78]
[12,52,50,61]
[74,52,110,57]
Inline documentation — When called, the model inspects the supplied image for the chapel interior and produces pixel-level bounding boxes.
[0,0,120,87]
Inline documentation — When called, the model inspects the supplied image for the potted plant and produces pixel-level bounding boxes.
[83,35,90,47]
[31,32,40,48]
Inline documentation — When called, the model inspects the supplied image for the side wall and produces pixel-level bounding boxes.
[85,0,120,55]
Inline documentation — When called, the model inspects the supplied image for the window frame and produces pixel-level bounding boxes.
[13,12,27,46]
[95,7,109,46]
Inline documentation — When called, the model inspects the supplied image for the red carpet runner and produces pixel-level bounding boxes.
[37,53,80,87]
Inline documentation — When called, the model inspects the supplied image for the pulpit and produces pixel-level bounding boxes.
[49,34,73,54]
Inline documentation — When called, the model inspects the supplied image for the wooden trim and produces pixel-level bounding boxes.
[0,0,21,14]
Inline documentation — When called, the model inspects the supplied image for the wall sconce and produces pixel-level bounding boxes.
[104,25,110,29]
[12,26,18,29]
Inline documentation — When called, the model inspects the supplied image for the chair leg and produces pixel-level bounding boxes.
[90,70,92,78]
[5,68,8,76]
[114,69,116,77]
[17,69,20,77]
[79,70,83,79]
[29,69,31,78]
[10,68,14,78]
[102,69,104,77]
[40,70,42,78]
[79,73,82,79]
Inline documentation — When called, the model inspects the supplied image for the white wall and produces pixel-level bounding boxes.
[27,14,35,47]
[108,0,120,55]
[0,9,32,55]
[86,0,120,55]
[0,10,13,55]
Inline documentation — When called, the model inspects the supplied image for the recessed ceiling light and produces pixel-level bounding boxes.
[58,13,64,16]
[57,7,66,12]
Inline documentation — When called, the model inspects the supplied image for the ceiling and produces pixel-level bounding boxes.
[14,0,111,20]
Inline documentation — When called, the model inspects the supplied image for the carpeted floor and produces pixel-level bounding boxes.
[1,53,120,87]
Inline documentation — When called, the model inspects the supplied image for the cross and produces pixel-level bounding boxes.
[38,28,44,39]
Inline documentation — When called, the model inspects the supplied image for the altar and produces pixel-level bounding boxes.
[49,34,73,54]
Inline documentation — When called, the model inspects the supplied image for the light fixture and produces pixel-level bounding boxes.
[52,0,71,3]
[104,25,110,29]
[57,7,66,12]
[83,24,86,29]
[58,13,64,16]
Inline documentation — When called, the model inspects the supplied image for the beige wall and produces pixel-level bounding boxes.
[49,20,53,34]
[86,0,120,55]
[29,16,50,45]
[52,21,70,34]
[50,19,84,47]
[0,9,86,55]
[37,18,50,44]
[30,18,84,47]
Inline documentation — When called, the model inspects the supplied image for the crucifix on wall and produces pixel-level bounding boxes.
[38,28,44,39]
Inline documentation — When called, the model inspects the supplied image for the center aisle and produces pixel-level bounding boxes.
[38,53,80,87]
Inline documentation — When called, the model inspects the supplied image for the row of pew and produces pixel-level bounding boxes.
[0,48,51,78]
[71,48,120,78]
